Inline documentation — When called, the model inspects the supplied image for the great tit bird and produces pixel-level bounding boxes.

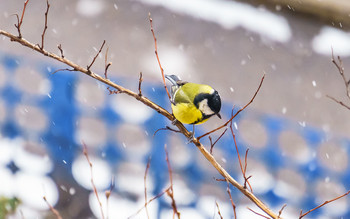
[165,75,222,126]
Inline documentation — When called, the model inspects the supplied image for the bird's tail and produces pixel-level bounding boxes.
[165,74,181,86]
[165,75,182,102]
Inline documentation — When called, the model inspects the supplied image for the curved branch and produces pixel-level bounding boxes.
[0,29,279,219]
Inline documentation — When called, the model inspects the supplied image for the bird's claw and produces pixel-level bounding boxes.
[186,131,195,144]
[172,118,178,125]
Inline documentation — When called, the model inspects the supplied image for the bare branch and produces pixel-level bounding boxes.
[230,117,252,192]
[244,149,249,175]
[331,48,350,99]
[164,145,180,219]
[144,156,151,219]
[326,94,350,110]
[248,207,270,219]
[39,0,50,50]
[278,204,287,218]
[328,49,350,110]
[52,68,76,74]
[197,74,265,140]
[43,196,63,219]
[87,40,106,71]
[153,126,182,137]
[107,87,123,95]
[83,142,105,219]
[14,0,29,38]
[105,177,115,219]
[148,13,171,101]
[138,72,143,96]
[209,128,228,154]
[299,190,350,219]
[104,47,112,79]
[225,180,237,219]
[129,186,171,218]
[0,18,280,219]
[215,201,224,219]
[57,44,64,58]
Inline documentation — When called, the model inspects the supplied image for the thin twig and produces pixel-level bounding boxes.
[43,196,63,219]
[197,74,265,140]
[215,201,224,219]
[331,48,350,99]
[153,126,182,137]
[57,44,64,58]
[107,87,123,95]
[39,0,50,50]
[138,72,143,96]
[299,190,350,218]
[248,207,270,219]
[87,40,106,71]
[104,47,112,79]
[226,179,237,219]
[144,156,151,219]
[52,68,76,74]
[105,177,115,219]
[326,95,350,110]
[83,142,105,219]
[243,149,252,190]
[14,0,29,38]
[328,49,350,110]
[148,13,171,101]
[209,128,228,154]
[0,23,280,219]
[278,204,287,218]
[230,116,252,192]
[244,149,249,176]
[129,186,172,218]
[165,145,180,219]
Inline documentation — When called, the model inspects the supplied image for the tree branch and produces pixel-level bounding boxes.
[215,201,224,219]
[0,25,279,219]
[197,74,265,140]
[144,156,151,219]
[326,95,350,110]
[14,0,29,38]
[57,44,64,58]
[209,128,227,155]
[87,40,106,72]
[39,0,50,50]
[83,142,105,219]
[148,13,171,101]
[104,47,112,79]
[299,190,350,218]
[331,48,350,99]
[165,145,180,219]
[138,72,143,96]
[328,50,350,110]
[225,179,237,219]
[43,196,63,219]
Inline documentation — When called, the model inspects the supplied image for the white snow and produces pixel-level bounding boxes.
[136,0,292,43]
[312,26,350,56]
[111,95,153,124]
[72,155,112,190]
[312,80,317,87]
[76,0,105,17]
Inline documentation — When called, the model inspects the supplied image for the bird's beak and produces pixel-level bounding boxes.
[216,113,222,119]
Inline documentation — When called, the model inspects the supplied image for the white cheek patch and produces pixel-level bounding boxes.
[198,99,215,116]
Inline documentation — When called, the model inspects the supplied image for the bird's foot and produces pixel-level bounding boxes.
[171,118,178,125]
[186,131,195,144]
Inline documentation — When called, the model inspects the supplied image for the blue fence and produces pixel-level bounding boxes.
[0,52,349,218]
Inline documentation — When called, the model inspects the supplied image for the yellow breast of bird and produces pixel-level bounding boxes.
[171,103,208,125]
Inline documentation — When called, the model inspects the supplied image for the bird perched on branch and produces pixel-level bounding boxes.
[165,75,222,131]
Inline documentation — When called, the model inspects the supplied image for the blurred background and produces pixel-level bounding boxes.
[1,0,350,218]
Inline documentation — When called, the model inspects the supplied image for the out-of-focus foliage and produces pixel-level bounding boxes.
[0,197,21,219]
